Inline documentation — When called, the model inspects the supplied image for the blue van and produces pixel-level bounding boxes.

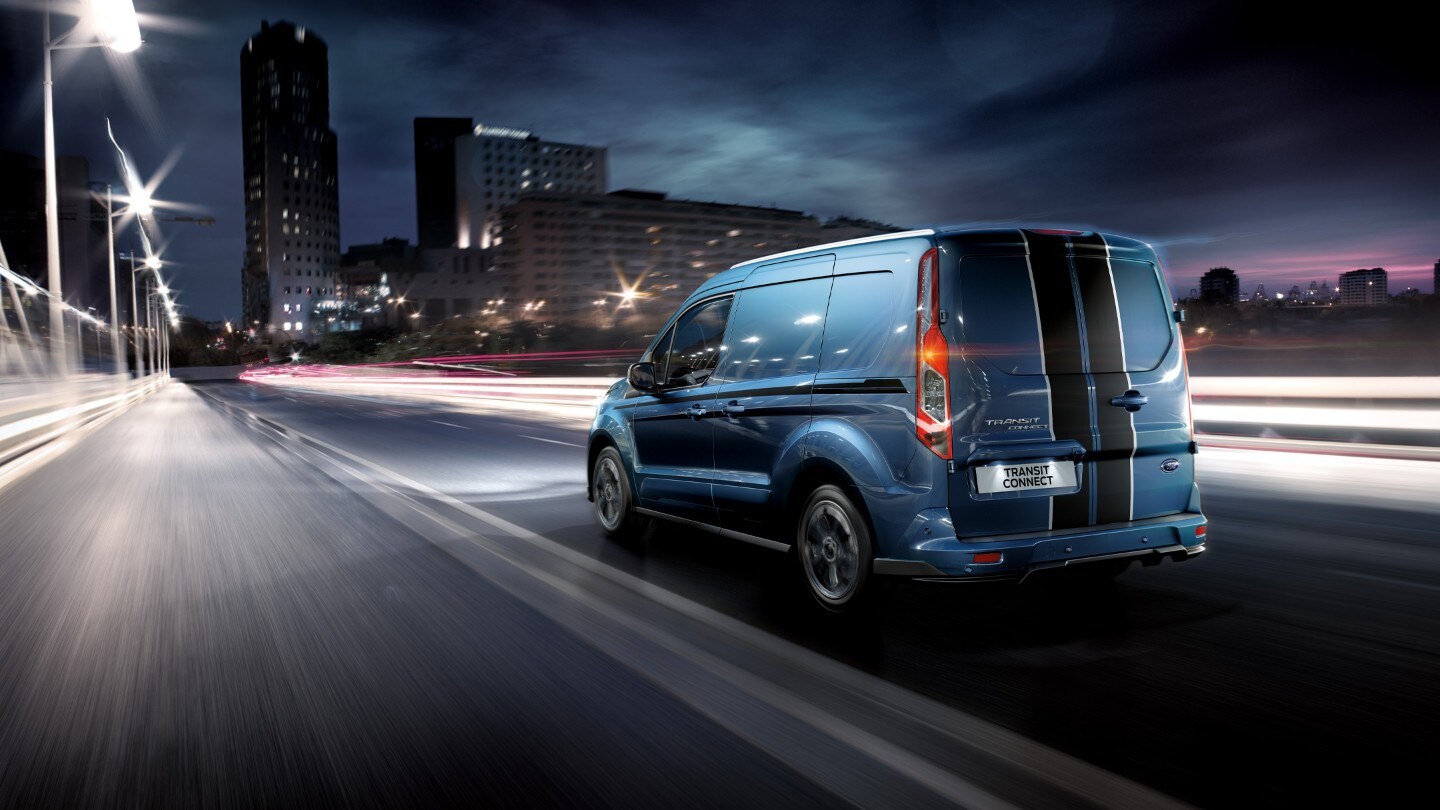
[587,228,1206,610]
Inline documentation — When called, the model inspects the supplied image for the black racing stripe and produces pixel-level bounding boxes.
[1026,232,1084,375]
[1026,231,1093,530]
[1072,238,1136,524]
[1091,372,1135,524]
[1073,259,1124,373]
[1048,373,1093,529]
[812,378,907,394]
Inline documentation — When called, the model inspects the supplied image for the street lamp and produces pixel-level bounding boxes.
[42,0,142,376]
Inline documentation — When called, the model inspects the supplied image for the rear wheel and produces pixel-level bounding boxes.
[593,447,645,539]
[795,485,873,612]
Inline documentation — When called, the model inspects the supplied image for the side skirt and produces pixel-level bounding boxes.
[635,507,792,553]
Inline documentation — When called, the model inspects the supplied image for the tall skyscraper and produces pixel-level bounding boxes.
[240,20,340,341]
[414,117,475,250]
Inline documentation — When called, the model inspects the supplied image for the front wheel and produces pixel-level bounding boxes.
[795,485,874,612]
[592,447,645,539]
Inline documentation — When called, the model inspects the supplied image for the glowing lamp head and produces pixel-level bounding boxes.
[144,257,161,270]
[92,0,142,53]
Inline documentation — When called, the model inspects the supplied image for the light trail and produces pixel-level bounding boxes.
[240,370,1439,441]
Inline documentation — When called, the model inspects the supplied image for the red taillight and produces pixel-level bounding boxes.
[915,247,951,459]
[973,551,1002,564]
[1196,525,1207,538]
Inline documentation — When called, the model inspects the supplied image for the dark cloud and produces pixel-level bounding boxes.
[2,0,1435,320]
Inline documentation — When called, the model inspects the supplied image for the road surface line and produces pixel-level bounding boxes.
[1330,569,1440,593]
[198,387,1191,808]
[429,420,470,429]
[520,434,583,448]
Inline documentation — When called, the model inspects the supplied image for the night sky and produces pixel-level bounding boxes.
[3,0,1436,321]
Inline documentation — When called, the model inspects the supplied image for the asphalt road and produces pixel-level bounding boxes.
[2,380,1436,807]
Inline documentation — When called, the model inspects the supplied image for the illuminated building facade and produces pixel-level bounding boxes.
[240,20,341,341]
[485,189,895,326]
[1337,267,1387,305]
[451,125,607,249]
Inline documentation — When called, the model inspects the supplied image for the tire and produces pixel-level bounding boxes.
[592,447,645,539]
[795,485,874,612]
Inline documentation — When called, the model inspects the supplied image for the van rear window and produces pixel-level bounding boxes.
[955,255,1172,375]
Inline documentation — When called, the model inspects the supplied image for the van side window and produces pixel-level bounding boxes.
[820,272,895,372]
[718,278,828,381]
[660,297,732,388]
[1107,259,1173,372]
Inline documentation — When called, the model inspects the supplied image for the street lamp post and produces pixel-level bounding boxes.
[40,0,142,377]
[128,252,144,377]
[102,184,124,375]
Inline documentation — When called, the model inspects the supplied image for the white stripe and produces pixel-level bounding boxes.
[522,434,583,448]
[1098,234,1137,521]
[1018,231,1056,531]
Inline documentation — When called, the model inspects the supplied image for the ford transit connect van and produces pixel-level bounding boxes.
[588,228,1206,610]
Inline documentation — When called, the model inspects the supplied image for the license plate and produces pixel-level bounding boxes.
[975,460,1077,494]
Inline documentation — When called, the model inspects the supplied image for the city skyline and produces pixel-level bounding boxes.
[1,0,1436,320]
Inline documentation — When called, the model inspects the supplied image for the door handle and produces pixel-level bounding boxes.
[722,401,745,417]
[1109,389,1149,412]
[686,404,707,420]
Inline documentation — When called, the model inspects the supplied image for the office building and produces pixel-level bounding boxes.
[452,125,607,249]
[338,239,490,328]
[484,189,897,326]
[1199,267,1240,303]
[240,20,341,341]
[414,117,476,249]
[1337,267,1387,305]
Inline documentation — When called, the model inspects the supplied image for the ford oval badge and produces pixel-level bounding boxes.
[1160,458,1181,473]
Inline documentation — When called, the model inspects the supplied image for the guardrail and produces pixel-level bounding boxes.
[0,376,166,473]
[238,368,1440,457]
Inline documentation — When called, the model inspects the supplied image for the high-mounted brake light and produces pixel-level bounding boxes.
[915,247,951,459]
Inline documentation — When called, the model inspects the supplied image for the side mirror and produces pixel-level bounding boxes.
[628,361,657,391]
[1174,308,1187,324]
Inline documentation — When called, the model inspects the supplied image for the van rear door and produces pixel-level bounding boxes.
[943,230,1193,537]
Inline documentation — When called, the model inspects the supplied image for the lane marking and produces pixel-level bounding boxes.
[199,386,1191,809]
[521,434,583,448]
[430,420,470,430]
[1330,569,1440,593]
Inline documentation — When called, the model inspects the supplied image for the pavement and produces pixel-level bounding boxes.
[1,379,1436,807]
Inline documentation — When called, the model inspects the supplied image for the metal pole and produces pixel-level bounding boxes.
[144,275,153,377]
[129,253,142,377]
[106,185,123,375]
[42,4,68,376]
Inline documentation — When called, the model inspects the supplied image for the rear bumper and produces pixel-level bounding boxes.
[873,510,1207,582]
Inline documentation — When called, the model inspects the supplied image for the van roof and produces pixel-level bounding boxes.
[728,227,1154,273]
[695,228,1157,300]
[728,229,937,271]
